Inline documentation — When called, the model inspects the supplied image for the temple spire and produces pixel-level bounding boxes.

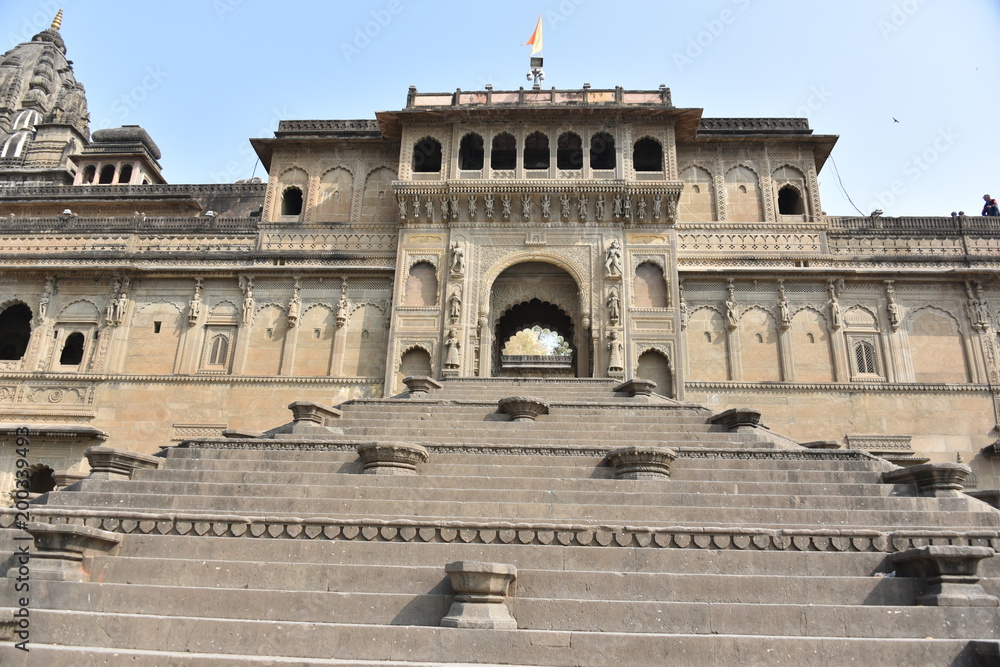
[51,9,63,31]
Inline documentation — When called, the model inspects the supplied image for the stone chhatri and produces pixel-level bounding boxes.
[441,561,518,629]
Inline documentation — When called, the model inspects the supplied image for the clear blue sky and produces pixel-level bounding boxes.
[3,0,999,217]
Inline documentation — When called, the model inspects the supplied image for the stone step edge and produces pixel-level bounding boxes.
[170,441,880,463]
[3,508,997,554]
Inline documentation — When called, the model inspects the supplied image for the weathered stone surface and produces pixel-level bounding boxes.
[606,446,677,479]
[614,378,657,398]
[403,376,443,397]
[9,522,120,582]
[288,401,342,425]
[497,397,549,422]
[709,408,763,431]
[889,546,998,607]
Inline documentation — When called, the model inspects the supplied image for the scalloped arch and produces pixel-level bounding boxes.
[57,298,100,321]
[903,304,962,327]
[483,252,585,298]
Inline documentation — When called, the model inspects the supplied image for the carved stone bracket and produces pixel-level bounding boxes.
[84,446,162,481]
[288,401,343,425]
[9,522,121,582]
[441,561,518,629]
[403,375,443,397]
[497,396,549,422]
[606,446,677,480]
[882,462,971,498]
[356,442,429,475]
[614,378,657,398]
[709,407,763,432]
[889,545,998,607]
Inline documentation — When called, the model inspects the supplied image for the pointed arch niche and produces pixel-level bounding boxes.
[687,307,728,381]
[790,308,834,382]
[905,307,969,383]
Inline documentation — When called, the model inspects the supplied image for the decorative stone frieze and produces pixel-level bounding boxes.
[614,378,657,398]
[84,446,162,481]
[287,401,342,425]
[356,442,428,475]
[709,407,763,431]
[9,522,121,582]
[882,462,971,498]
[606,446,677,479]
[441,561,518,629]
[403,375,443,397]
[889,546,998,607]
[497,397,549,422]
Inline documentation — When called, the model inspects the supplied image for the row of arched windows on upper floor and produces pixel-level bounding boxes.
[413,133,664,174]
[79,163,147,185]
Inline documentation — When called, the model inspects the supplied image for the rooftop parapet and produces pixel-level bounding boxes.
[404,84,673,108]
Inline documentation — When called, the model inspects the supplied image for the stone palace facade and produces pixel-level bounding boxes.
[0,18,998,501]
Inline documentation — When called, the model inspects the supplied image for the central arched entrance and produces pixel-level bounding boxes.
[488,261,586,377]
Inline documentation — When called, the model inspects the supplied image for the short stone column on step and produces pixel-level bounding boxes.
[708,407,763,433]
[497,397,549,422]
[84,446,162,481]
[441,561,517,629]
[9,522,121,582]
[402,375,443,397]
[52,470,88,490]
[882,462,971,498]
[614,378,657,398]
[606,446,677,479]
[889,546,998,607]
[356,442,428,475]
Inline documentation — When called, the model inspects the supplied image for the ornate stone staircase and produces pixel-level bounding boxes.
[1,378,998,665]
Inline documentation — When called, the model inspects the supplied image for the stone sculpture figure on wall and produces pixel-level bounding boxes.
[445,329,461,369]
[468,195,478,221]
[451,242,465,275]
[595,194,606,221]
[242,282,255,327]
[501,195,512,221]
[424,198,434,221]
[397,197,407,222]
[521,194,532,221]
[636,197,646,222]
[725,281,738,331]
[560,194,571,221]
[613,194,623,221]
[678,280,688,330]
[485,194,495,220]
[287,281,302,328]
[607,287,621,325]
[38,276,55,322]
[440,196,450,222]
[412,196,421,221]
[578,194,588,222]
[607,331,624,373]
[605,239,623,277]
[448,287,462,323]
[622,195,632,222]
[827,282,842,330]
[337,291,349,329]
[451,195,460,221]
[188,279,203,327]
[778,282,790,331]
[541,195,551,221]
[107,278,129,327]
[885,282,900,331]
[652,195,662,221]
[666,197,678,223]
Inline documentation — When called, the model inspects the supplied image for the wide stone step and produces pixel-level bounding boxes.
[1,610,991,666]
[37,491,997,528]
[72,478,955,513]
[5,638,993,667]
[22,579,998,639]
[129,468,899,497]
[90,558,923,605]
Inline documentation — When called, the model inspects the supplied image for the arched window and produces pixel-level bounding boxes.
[633,138,663,172]
[59,332,85,366]
[458,133,484,170]
[557,132,583,170]
[117,164,134,184]
[853,340,877,375]
[99,164,116,184]
[28,466,55,494]
[281,187,303,216]
[209,335,229,366]
[777,185,805,215]
[590,132,616,170]
[491,132,516,170]
[412,137,442,173]
[0,304,32,360]
[524,132,549,170]
[82,165,96,184]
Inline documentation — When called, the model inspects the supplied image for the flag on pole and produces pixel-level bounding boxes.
[524,15,543,55]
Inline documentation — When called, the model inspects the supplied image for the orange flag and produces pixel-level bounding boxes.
[524,15,543,55]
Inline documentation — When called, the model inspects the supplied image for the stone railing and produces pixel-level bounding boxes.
[407,85,672,109]
[826,215,1000,235]
[0,215,259,234]
[698,118,811,134]
[277,119,380,134]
